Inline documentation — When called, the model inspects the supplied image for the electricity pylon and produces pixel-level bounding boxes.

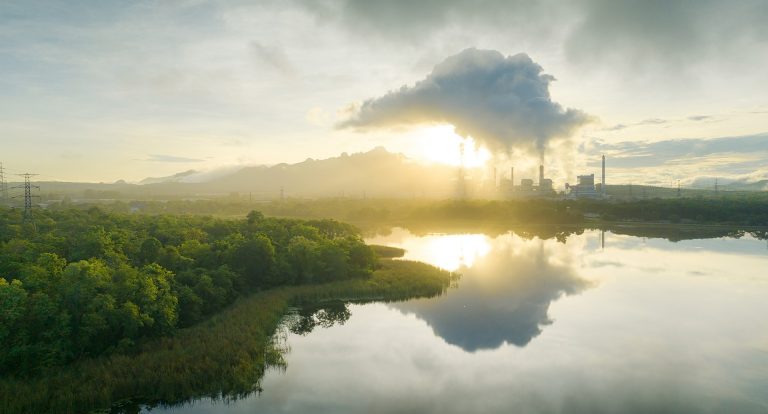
[12,173,39,221]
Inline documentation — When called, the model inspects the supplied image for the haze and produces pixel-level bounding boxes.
[2,0,768,188]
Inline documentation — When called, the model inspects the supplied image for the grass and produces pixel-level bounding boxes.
[0,259,453,414]
[369,244,406,258]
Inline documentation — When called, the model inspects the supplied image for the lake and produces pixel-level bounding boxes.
[145,227,768,414]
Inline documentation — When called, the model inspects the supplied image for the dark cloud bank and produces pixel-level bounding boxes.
[300,0,768,70]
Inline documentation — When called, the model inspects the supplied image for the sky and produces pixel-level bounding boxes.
[1,0,768,186]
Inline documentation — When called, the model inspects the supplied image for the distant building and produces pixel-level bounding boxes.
[566,174,601,198]
[506,165,557,198]
[540,178,553,192]
[566,155,607,199]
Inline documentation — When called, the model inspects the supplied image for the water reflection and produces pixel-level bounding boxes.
[286,300,351,335]
[392,235,591,350]
[144,228,768,414]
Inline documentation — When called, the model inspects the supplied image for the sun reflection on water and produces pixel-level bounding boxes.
[399,233,491,271]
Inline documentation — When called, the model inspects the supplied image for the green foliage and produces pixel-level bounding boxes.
[573,197,768,226]
[0,258,452,414]
[0,207,375,376]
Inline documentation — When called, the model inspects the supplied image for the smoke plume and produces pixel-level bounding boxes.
[339,48,591,157]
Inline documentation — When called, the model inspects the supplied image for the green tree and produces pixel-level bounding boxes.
[138,237,162,265]
[228,236,277,288]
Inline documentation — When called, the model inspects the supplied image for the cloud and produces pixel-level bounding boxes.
[587,133,768,185]
[296,0,768,72]
[594,133,768,160]
[565,0,768,69]
[639,118,667,125]
[249,41,295,75]
[601,114,718,131]
[144,154,205,163]
[605,124,628,131]
[339,48,591,157]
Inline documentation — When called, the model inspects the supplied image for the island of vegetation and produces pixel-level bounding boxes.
[0,207,453,414]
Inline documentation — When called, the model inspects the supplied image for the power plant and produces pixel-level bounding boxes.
[456,155,607,199]
[565,155,607,199]
[498,164,556,198]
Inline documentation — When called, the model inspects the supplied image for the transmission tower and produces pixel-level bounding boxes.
[12,173,39,221]
[0,162,7,203]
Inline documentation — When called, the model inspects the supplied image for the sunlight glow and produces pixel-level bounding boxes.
[416,125,491,168]
[400,233,491,272]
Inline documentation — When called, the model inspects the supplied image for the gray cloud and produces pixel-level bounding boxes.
[297,0,565,40]
[566,0,768,69]
[249,41,295,75]
[602,114,716,131]
[593,133,768,161]
[339,48,591,157]
[588,133,768,185]
[605,124,628,131]
[296,0,768,73]
[639,118,667,125]
[144,154,205,163]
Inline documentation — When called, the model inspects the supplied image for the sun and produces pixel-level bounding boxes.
[416,125,491,168]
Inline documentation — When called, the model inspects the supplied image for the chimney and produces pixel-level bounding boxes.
[539,165,544,186]
[510,167,514,187]
[601,155,606,196]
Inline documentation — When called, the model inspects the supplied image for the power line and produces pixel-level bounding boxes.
[11,173,40,221]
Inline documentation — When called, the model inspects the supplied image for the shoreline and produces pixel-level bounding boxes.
[0,259,452,414]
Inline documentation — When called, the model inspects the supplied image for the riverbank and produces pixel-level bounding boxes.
[0,259,453,414]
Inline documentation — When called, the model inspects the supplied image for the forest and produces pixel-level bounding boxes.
[0,207,376,376]
[45,193,768,228]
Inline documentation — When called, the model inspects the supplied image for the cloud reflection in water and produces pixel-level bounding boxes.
[389,232,591,351]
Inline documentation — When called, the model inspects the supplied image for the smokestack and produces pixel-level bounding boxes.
[492,167,497,188]
[510,167,514,187]
[601,155,606,196]
[539,165,544,186]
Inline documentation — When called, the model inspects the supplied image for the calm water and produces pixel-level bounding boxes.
[146,228,768,414]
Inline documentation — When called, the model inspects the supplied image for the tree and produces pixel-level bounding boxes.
[286,236,319,283]
[228,236,276,288]
[138,237,163,265]
[316,242,349,282]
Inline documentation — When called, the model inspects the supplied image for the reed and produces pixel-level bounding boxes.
[0,259,452,414]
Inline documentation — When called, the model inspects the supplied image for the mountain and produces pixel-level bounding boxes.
[139,170,199,185]
[721,180,768,191]
[200,147,458,197]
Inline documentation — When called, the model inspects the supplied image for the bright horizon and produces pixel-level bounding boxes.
[2,1,768,187]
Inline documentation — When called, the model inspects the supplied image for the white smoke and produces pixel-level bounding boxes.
[339,48,592,158]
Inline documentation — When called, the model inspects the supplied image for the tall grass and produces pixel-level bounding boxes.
[0,259,452,414]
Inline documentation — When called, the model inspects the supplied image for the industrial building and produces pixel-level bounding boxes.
[566,155,607,199]
[500,164,556,198]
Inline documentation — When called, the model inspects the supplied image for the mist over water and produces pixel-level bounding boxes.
[146,228,768,414]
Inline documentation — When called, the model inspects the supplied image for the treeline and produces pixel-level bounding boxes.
[574,197,768,226]
[42,195,768,227]
[0,207,375,376]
